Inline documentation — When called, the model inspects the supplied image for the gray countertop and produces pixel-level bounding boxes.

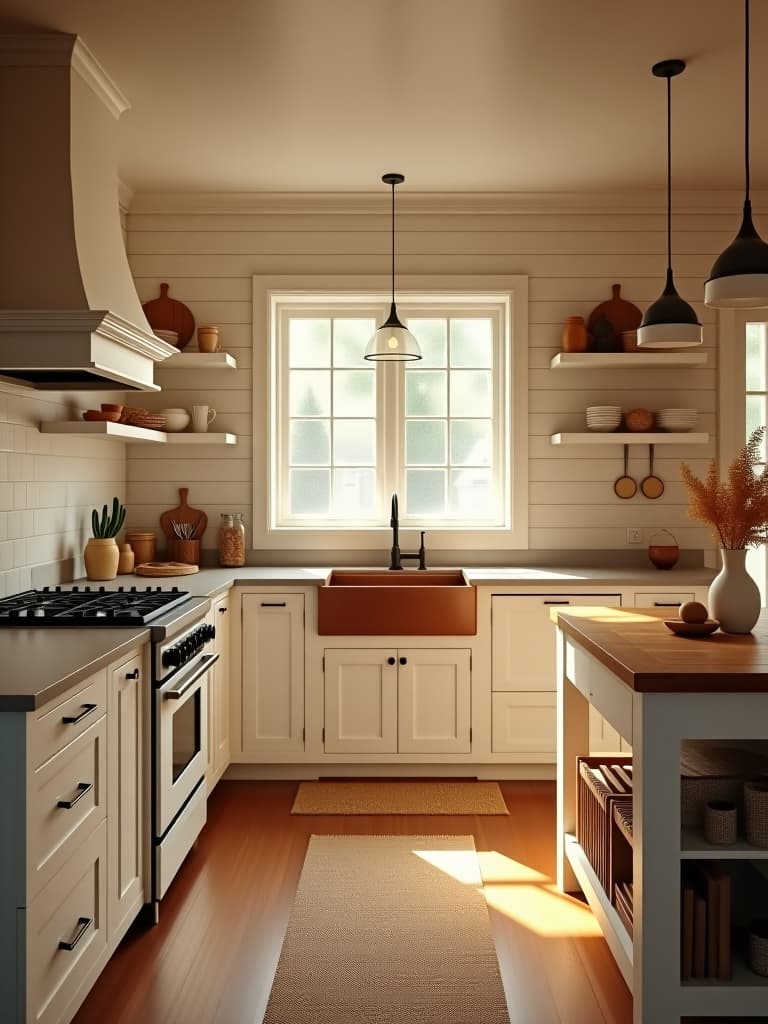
[0,627,149,711]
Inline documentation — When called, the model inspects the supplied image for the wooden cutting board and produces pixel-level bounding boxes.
[160,487,207,546]
[587,284,642,339]
[142,283,196,349]
[135,562,200,577]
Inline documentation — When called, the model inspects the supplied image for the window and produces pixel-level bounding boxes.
[254,275,528,550]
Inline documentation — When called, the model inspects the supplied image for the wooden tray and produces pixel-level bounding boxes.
[142,283,195,349]
[135,562,200,577]
[160,487,207,548]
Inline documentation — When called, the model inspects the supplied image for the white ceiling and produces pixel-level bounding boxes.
[1,0,767,195]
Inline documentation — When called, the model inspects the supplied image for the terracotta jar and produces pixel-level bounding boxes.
[562,316,588,352]
[197,325,219,353]
[84,538,120,581]
[117,543,135,574]
[126,530,156,567]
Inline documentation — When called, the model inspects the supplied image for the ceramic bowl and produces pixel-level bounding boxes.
[160,408,191,432]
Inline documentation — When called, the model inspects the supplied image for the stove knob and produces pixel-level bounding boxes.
[208,624,216,641]
[162,647,181,668]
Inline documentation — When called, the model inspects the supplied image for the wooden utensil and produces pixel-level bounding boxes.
[588,284,643,349]
[640,444,664,498]
[142,283,195,349]
[135,561,200,577]
[614,445,637,499]
[160,488,207,552]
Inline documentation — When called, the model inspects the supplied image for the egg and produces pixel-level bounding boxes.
[679,600,708,624]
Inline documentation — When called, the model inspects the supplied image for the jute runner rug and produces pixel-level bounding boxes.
[291,780,509,815]
[263,835,510,1024]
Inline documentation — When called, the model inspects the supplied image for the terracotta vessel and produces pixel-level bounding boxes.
[562,316,588,353]
[84,538,120,581]
[117,543,135,574]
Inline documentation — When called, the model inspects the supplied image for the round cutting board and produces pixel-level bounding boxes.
[135,562,200,577]
[587,284,642,344]
[142,283,195,349]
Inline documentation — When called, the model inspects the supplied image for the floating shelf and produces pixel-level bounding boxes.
[551,432,709,446]
[680,828,768,858]
[550,352,708,370]
[40,422,237,445]
[156,351,237,370]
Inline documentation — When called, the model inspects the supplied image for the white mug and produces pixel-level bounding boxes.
[191,405,217,432]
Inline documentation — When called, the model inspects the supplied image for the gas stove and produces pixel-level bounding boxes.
[0,586,191,626]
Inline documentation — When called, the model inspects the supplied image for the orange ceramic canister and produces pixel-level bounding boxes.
[562,315,589,352]
[126,530,156,567]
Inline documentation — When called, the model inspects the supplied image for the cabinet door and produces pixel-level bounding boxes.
[241,594,305,753]
[491,691,555,757]
[107,649,144,945]
[207,595,230,792]
[491,593,622,692]
[397,649,471,754]
[324,649,397,754]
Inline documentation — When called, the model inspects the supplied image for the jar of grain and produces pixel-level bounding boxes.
[218,513,245,567]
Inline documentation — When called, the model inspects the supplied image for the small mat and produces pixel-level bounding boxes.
[263,834,510,1024]
[291,780,508,815]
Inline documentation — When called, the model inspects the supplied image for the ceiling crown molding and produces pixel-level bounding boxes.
[71,37,130,119]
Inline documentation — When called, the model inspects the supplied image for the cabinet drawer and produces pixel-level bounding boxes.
[29,716,106,899]
[631,591,695,608]
[491,691,555,757]
[27,819,107,1024]
[30,669,107,769]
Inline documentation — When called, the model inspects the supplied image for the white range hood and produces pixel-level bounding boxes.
[0,33,175,390]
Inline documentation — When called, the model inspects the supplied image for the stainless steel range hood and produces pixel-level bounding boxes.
[0,33,176,390]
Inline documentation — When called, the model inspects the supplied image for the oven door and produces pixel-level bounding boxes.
[156,651,218,837]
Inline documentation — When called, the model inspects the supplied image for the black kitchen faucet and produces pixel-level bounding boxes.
[389,492,427,570]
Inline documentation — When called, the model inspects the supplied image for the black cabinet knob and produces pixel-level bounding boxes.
[399,656,407,665]
[387,656,396,666]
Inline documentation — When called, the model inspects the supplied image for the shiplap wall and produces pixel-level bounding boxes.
[125,192,735,560]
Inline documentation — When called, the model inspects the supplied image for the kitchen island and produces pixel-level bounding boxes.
[553,606,768,1023]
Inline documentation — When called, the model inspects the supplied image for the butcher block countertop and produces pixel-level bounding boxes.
[551,606,768,693]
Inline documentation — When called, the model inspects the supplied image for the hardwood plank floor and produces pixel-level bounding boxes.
[71,781,751,1024]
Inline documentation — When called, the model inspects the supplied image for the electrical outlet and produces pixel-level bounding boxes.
[626,528,643,544]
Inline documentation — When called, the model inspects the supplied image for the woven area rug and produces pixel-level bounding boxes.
[263,835,510,1024]
[291,780,509,815]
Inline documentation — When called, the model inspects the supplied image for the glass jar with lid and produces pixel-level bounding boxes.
[218,513,246,567]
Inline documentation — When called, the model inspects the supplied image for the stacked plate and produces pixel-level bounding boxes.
[586,405,622,431]
[657,408,697,432]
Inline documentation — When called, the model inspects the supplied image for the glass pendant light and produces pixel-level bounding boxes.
[364,173,421,361]
[637,59,702,349]
[705,0,768,308]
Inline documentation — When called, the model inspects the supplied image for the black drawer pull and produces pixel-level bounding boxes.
[57,782,93,809]
[218,606,228,613]
[261,602,286,607]
[62,703,97,725]
[126,669,140,680]
[653,601,682,606]
[544,600,570,605]
[59,916,92,951]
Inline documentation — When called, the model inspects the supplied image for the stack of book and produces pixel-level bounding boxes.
[681,862,731,981]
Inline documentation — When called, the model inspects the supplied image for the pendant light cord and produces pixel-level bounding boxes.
[745,0,751,200]
[390,180,396,305]
[666,70,672,273]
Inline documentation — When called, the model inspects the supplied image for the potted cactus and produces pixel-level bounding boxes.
[84,497,126,581]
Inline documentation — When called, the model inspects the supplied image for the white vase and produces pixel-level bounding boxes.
[708,548,761,634]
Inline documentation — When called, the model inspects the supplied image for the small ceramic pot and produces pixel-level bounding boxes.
[561,316,588,353]
[197,326,219,353]
[117,543,135,574]
[84,538,119,581]
[648,530,679,570]
[160,408,191,432]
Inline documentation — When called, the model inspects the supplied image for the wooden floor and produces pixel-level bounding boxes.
[72,780,750,1024]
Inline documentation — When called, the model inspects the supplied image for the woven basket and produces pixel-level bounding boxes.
[703,799,738,845]
[748,920,768,977]
[744,781,768,848]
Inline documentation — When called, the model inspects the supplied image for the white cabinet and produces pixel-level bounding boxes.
[492,691,556,755]
[323,648,471,755]
[207,594,231,792]
[241,593,305,754]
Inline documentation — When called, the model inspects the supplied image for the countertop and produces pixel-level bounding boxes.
[552,606,768,692]
[0,627,149,711]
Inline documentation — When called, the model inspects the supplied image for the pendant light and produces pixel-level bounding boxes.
[705,0,768,308]
[637,59,703,349]
[364,173,421,361]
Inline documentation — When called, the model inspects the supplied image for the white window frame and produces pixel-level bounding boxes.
[252,274,528,551]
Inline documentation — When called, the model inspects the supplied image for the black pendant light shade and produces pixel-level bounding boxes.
[638,59,702,348]
[365,173,421,361]
[706,0,768,308]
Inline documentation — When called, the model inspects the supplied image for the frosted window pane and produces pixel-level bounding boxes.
[289,370,330,416]
[405,420,446,465]
[289,319,330,367]
[746,395,767,459]
[289,420,330,465]
[333,469,376,515]
[333,370,375,416]
[746,323,766,392]
[405,370,447,416]
[404,319,447,367]
[451,319,493,367]
[334,319,376,366]
[333,419,376,466]
[450,370,492,416]
[449,468,492,516]
[406,469,446,515]
[451,420,492,466]
[290,469,330,513]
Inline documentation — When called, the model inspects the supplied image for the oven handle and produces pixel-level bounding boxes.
[163,652,219,700]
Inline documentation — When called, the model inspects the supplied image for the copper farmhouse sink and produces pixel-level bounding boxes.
[317,569,477,635]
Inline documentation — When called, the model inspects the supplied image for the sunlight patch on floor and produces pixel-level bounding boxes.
[485,883,603,938]
[476,850,549,885]
[413,849,482,885]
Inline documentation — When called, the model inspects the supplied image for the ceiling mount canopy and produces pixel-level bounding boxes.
[637,59,702,349]
[364,173,422,362]
[705,0,768,308]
